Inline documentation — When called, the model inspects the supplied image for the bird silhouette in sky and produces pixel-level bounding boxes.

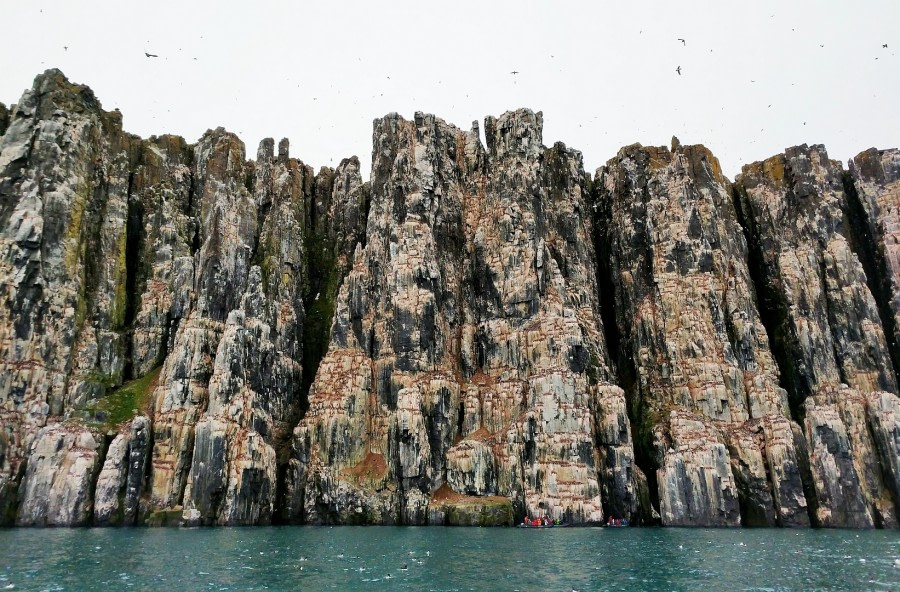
[677,38,685,45]
[63,46,68,51]
[883,43,889,48]
[676,66,682,75]
[145,52,158,58]
[510,70,519,75]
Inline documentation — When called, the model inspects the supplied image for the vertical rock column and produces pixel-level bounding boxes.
[597,142,808,526]
[301,156,369,400]
[148,129,258,512]
[289,109,636,525]
[289,112,472,524]
[93,415,151,525]
[16,423,104,526]
[59,113,137,412]
[181,139,311,525]
[472,111,632,523]
[128,135,196,377]
[0,70,136,522]
[735,144,899,527]
[848,148,900,510]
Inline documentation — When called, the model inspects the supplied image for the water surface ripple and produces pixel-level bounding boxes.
[0,527,897,591]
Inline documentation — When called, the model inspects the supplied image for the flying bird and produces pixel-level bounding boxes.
[883,43,888,48]
[63,46,68,51]
[676,66,682,75]
[677,38,685,45]
[145,52,158,58]
[510,70,519,75]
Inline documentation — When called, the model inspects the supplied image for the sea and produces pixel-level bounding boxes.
[0,526,898,591]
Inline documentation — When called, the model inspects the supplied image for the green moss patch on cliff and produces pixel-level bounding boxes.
[77,366,160,432]
[301,229,342,403]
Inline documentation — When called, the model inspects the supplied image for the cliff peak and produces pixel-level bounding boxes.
[484,108,543,160]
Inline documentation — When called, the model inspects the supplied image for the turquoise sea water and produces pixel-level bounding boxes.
[0,526,898,591]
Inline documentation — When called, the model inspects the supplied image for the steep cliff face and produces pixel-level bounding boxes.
[0,71,140,524]
[284,110,637,525]
[847,149,900,511]
[127,134,194,378]
[0,71,360,526]
[595,143,807,527]
[15,423,104,526]
[848,148,900,381]
[734,145,899,527]
[148,127,257,514]
[0,69,897,528]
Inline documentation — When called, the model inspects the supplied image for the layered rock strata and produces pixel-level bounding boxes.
[0,69,898,528]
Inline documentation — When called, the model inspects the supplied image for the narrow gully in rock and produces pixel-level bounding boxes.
[122,169,142,382]
[590,176,660,522]
[731,183,807,423]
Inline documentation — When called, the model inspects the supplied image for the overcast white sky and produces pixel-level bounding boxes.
[1,0,897,179]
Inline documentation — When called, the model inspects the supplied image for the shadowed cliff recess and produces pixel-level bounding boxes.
[1,70,897,528]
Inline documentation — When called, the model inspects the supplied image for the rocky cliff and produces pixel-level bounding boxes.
[0,70,897,527]
[595,143,807,527]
